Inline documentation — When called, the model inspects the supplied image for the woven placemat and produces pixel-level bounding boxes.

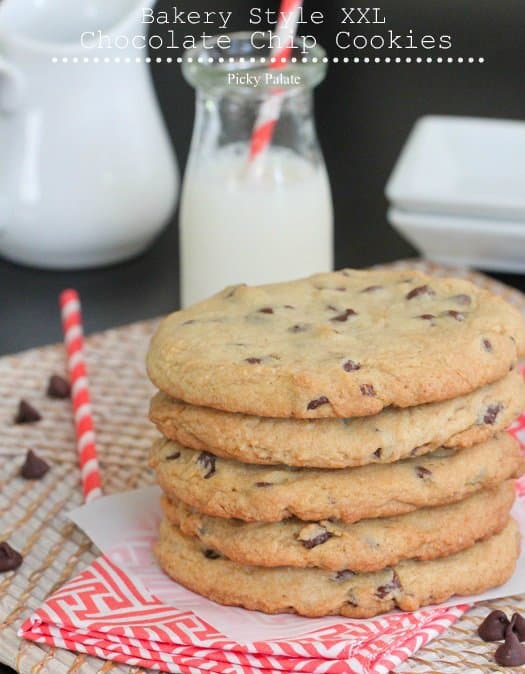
[1,260,524,674]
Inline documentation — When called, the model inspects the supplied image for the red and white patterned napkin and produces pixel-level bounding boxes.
[19,401,525,673]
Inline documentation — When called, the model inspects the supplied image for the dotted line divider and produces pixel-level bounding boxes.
[51,55,485,64]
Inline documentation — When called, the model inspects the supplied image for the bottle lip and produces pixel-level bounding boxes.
[182,31,327,95]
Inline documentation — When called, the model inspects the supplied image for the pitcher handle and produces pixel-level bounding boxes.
[0,55,24,113]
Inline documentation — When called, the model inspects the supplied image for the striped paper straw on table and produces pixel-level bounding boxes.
[59,289,103,503]
[248,0,303,162]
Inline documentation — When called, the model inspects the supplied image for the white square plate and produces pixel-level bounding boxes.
[386,116,525,220]
[388,206,525,273]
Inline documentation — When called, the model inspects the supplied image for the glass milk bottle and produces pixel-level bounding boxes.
[180,33,333,307]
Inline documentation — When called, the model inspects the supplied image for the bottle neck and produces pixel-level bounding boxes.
[188,85,322,169]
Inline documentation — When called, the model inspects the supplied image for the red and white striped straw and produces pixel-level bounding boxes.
[248,0,303,162]
[59,289,103,503]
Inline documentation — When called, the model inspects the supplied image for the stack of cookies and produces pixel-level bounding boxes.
[147,269,525,618]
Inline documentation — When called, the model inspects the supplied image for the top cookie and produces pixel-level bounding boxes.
[147,269,525,418]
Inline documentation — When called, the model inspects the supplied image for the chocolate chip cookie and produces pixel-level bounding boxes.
[155,518,521,618]
[147,269,525,418]
[150,369,525,468]
[150,433,524,523]
[161,480,515,572]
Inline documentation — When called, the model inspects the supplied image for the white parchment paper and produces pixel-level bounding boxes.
[69,486,525,643]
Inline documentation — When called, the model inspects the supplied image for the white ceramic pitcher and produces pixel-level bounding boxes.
[0,0,178,269]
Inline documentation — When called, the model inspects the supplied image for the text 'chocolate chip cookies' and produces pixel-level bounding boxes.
[147,269,525,618]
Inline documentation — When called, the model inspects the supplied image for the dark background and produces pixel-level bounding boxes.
[1,0,525,357]
[0,3,524,669]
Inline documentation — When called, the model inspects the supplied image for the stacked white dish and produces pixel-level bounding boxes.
[386,116,525,273]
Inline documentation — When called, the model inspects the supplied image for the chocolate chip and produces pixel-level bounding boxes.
[419,314,435,320]
[452,294,471,306]
[511,613,525,641]
[289,324,309,333]
[415,466,432,479]
[0,542,23,572]
[375,570,401,599]
[333,569,355,582]
[300,525,332,549]
[343,360,361,372]
[331,309,357,322]
[373,448,383,458]
[204,549,220,559]
[182,319,196,325]
[166,452,181,461]
[259,307,274,314]
[360,384,376,397]
[14,400,41,424]
[495,623,525,667]
[479,610,510,641]
[307,396,330,411]
[360,285,383,293]
[445,310,465,322]
[20,450,50,480]
[255,481,273,488]
[406,285,435,300]
[47,375,70,399]
[483,403,503,425]
[245,357,262,364]
[482,338,493,352]
[198,452,216,479]
[284,304,295,309]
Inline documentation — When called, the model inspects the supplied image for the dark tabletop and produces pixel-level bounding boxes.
[1,1,524,671]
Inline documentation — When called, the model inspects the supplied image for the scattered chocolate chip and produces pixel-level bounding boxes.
[166,452,181,461]
[331,309,357,322]
[204,549,221,559]
[375,571,401,599]
[482,338,493,352]
[14,400,41,424]
[342,360,361,372]
[47,375,70,399]
[255,481,273,488]
[182,319,196,326]
[333,569,355,582]
[20,450,50,480]
[452,294,471,306]
[245,357,262,364]
[198,452,216,479]
[300,525,332,549]
[373,448,383,458]
[360,285,383,293]
[360,384,376,397]
[415,466,432,479]
[0,542,23,572]
[307,396,330,411]
[483,403,503,425]
[419,314,435,320]
[495,622,525,667]
[512,613,525,641]
[406,285,435,300]
[284,304,295,309]
[478,610,510,641]
[445,310,465,322]
[288,324,309,333]
[259,307,274,314]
